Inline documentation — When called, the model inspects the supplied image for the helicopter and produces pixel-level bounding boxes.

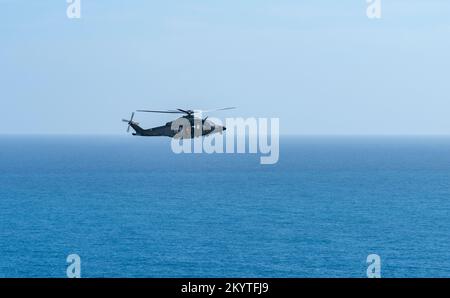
[122,107,235,139]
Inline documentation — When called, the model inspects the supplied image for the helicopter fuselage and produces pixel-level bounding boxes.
[129,115,226,139]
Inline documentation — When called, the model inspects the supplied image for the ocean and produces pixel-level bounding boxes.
[0,135,449,277]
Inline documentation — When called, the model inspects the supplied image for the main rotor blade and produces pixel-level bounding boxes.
[177,109,193,114]
[136,107,236,115]
[194,107,236,113]
[137,110,183,114]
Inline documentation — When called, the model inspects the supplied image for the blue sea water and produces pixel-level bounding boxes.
[0,135,449,277]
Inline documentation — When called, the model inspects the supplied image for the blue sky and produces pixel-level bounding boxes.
[0,0,449,134]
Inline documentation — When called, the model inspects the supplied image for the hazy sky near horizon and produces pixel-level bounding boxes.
[1,0,449,134]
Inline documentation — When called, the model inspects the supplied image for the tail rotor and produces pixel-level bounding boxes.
[122,112,137,133]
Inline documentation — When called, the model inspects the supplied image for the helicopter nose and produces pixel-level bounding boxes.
[223,126,226,131]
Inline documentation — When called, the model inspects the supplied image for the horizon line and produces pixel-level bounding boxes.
[2,133,450,137]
